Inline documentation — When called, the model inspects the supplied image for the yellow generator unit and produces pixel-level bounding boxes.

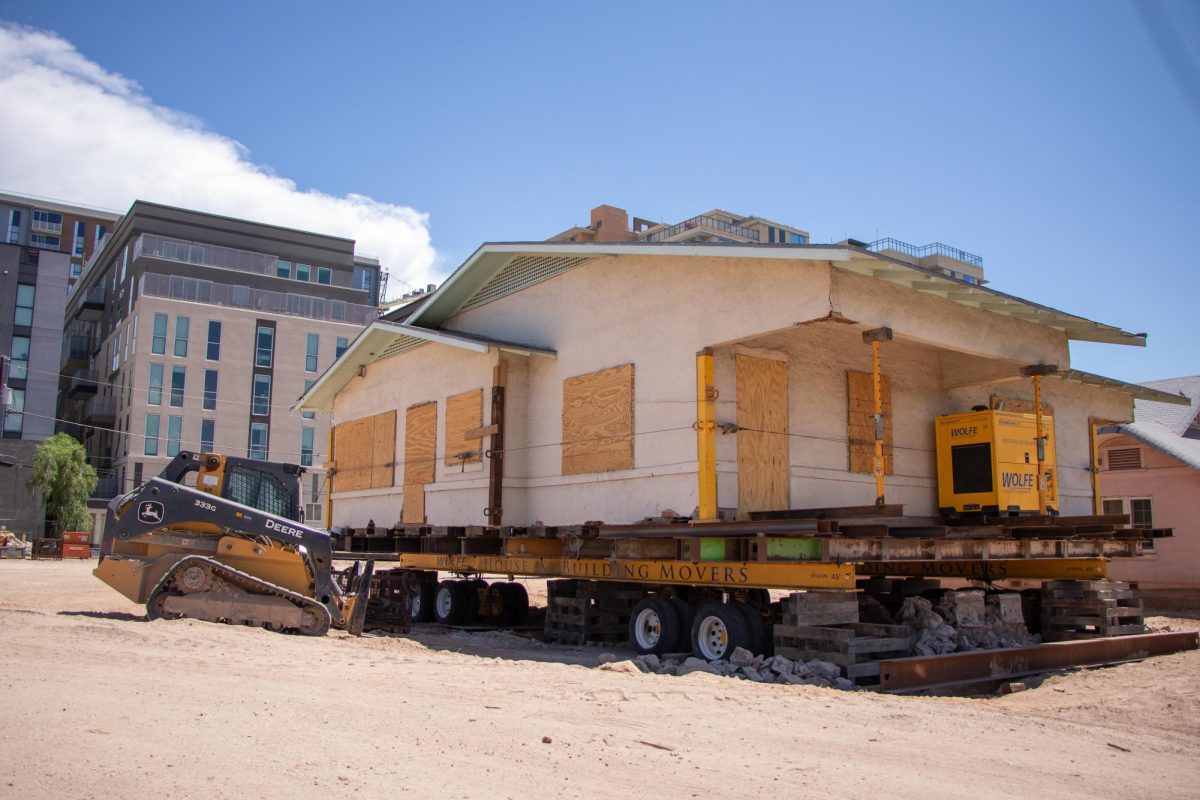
[935,409,1058,516]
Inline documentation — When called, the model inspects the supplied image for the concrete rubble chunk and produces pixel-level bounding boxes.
[677,656,715,676]
[833,677,854,690]
[806,660,842,682]
[597,652,620,665]
[730,647,755,666]
[739,666,764,681]
[757,667,775,682]
[769,656,794,675]
[598,660,641,674]
[634,654,660,672]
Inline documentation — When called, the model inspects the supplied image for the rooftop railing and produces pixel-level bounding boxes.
[134,232,280,276]
[140,273,379,326]
[643,215,761,242]
[867,237,983,267]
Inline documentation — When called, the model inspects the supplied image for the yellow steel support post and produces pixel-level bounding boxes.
[1089,418,1102,515]
[325,428,335,528]
[695,348,718,521]
[862,328,893,506]
[1022,364,1058,515]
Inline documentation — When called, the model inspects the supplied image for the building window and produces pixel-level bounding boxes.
[111,332,121,373]
[29,234,60,249]
[301,427,314,467]
[31,210,62,232]
[305,333,319,373]
[70,262,82,279]
[3,388,24,433]
[335,337,348,359]
[200,419,215,453]
[295,263,311,282]
[169,366,186,407]
[249,422,269,460]
[787,232,806,244]
[144,414,160,456]
[302,380,315,420]
[7,210,20,243]
[1131,498,1154,529]
[166,416,183,457]
[95,224,106,247]
[359,269,373,293]
[14,285,34,327]
[174,316,189,357]
[255,325,274,368]
[132,462,142,487]
[73,221,86,256]
[9,336,29,380]
[203,369,218,411]
[251,374,271,416]
[206,321,222,360]
[316,267,332,285]
[151,313,168,354]
[147,363,164,405]
[276,260,292,279]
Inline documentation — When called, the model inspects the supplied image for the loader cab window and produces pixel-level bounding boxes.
[225,461,292,518]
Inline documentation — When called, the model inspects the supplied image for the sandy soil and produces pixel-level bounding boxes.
[2,560,1199,800]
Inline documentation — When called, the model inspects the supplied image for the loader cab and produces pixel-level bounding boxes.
[159,452,306,523]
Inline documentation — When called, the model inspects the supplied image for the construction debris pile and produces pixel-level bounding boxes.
[0,527,30,559]
[611,650,855,690]
[901,591,1038,656]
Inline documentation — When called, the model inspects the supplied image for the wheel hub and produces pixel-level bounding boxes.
[698,616,728,660]
[634,608,662,649]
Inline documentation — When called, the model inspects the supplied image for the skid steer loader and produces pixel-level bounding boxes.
[94,451,373,636]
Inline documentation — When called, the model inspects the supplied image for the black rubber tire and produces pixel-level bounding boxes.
[464,579,488,624]
[434,580,470,625]
[666,597,694,653]
[690,601,752,661]
[629,596,683,656]
[731,600,767,656]
[411,580,437,623]
[498,582,529,627]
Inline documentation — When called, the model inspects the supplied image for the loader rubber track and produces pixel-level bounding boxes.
[145,555,332,635]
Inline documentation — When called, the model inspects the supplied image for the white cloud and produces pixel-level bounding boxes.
[0,22,437,298]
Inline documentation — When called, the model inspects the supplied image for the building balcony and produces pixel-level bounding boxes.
[30,219,62,235]
[67,370,100,398]
[140,273,379,326]
[69,286,105,322]
[83,395,116,426]
[642,215,762,243]
[91,476,120,500]
[60,334,95,369]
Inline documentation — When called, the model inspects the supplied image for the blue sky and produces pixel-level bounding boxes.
[0,1,1196,382]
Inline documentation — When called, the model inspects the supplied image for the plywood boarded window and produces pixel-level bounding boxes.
[991,395,1054,416]
[847,371,893,474]
[332,410,397,492]
[736,354,790,514]
[562,364,634,475]
[444,389,484,466]
[402,401,437,524]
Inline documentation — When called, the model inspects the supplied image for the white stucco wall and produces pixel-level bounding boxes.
[328,253,1135,527]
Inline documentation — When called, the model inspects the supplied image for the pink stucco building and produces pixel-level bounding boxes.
[1101,375,1200,607]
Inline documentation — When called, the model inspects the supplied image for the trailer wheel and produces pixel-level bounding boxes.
[732,600,767,656]
[630,596,683,656]
[691,602,751,661]
[465,579,489,624]
[434,580,470,625]
[411,580,436,623]
[498,582,529,627]
[667,597,694,653]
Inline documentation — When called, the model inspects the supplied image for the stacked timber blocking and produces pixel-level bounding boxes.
[1040,580,1145,641]
[544,580,643,645]
[773,591,911,685]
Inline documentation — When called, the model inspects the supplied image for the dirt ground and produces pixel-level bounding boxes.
[2,560,1199,800]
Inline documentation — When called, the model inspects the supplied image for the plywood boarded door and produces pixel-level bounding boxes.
[847,371,894,474]
[736,354,789,515]
[402,402,437,524]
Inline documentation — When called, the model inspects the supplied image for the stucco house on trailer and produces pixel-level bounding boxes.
[298,240,1181,530]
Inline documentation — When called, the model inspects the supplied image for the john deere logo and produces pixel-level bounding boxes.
[138,501,165,524]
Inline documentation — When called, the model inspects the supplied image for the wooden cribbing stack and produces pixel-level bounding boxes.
[543,580,642,646]
[773,591,911,685]
[1040,580,1146,641]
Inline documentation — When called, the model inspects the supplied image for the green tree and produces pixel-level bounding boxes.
[28,433,97,534]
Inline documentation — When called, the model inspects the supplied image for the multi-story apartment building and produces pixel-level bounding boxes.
[60,201,382,538]
[551,204,985,284]
[0,243,73,537]
[0,191,121,288]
